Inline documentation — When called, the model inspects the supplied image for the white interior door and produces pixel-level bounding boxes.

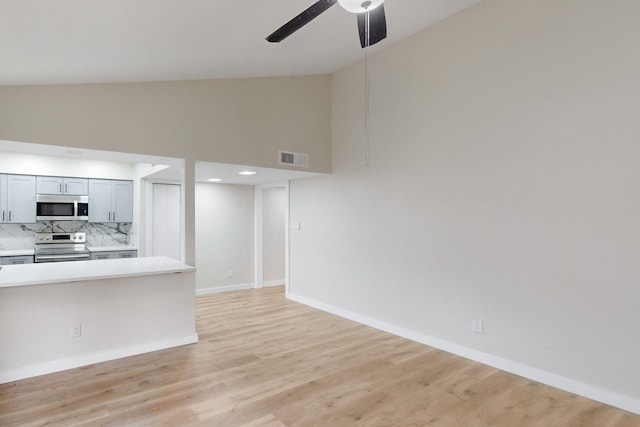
[262,187,286,285]
[152,183,181,260]
[254,182,289,293]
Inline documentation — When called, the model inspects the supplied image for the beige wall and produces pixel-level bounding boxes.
[0,75,331,172]
[290,0,640,413]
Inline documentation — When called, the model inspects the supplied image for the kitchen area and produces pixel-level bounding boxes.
[0,142,197,384]
[1,174,137,264]
[0,142,183,265]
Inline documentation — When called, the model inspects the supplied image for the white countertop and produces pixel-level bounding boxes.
[88,246,137,252]
[0,249,34,257]
[0,256,195,288]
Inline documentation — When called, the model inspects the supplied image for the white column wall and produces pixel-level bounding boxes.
[195,183,254,293]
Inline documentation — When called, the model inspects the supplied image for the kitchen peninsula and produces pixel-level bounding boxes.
[0,256,197,383]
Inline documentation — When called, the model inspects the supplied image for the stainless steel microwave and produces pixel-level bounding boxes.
[36,194,89,221]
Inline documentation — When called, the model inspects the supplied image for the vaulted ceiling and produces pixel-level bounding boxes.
[0,0,482,86]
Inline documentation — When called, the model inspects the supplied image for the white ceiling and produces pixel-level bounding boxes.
[194,162,323,185]
[0,0,482,86]
[0,139,181,167]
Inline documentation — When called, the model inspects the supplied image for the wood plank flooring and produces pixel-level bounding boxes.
[1,286,638,426]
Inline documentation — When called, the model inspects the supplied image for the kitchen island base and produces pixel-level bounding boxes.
[0,257,197,383]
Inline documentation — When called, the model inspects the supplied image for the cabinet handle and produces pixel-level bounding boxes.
[2,211,4,222]
[8,211,11,222]
[60,183,63,193]
[113,212,116,221]
[65,183,68,193]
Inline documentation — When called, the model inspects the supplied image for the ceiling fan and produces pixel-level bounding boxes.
[266,0,387,48]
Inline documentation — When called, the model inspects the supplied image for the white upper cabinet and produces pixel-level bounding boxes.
[37,176,88,195]
[112,180,134,223]
[64,178,89,195]
[88,179,133,223]
[36,176,62,194]
[88,179,112,222]
[1,174,36,223]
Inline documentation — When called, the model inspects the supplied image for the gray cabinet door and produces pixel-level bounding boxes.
[64,178,89,195]
[0,174,7,222]
[89,179,133,223]
[37,176,89,195]
[88,179,112,222]
[112,181,133,222]
[2,255,34,265]
[90,252,116,260]
[90,250,137,260]
[115,250,137,258]
[36,176,64,194]
[7,175,36,223]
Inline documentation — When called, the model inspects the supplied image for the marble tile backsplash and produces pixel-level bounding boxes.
[0,221,133,251]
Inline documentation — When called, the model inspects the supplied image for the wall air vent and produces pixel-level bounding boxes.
[279,151,309,168]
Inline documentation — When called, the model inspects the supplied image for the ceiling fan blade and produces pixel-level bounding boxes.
[267,0,338,43]
[357,3,387,48]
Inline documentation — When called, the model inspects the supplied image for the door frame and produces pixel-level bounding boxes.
[254,181,289,296]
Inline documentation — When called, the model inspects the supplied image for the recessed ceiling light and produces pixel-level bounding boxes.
[238,171,256,176]
[207,178,222,182]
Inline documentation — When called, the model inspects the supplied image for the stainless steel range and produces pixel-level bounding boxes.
[34,232,91,263]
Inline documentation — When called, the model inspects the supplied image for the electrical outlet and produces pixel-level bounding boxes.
[472,319,484,334]
[71,323,82,338]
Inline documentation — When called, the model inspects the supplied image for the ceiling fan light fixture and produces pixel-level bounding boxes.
[337,0,384,14]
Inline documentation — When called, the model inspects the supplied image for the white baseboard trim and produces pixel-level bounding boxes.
[0,333,199,385]
[263,280,285,287]
[196,283,254,296]
[287,293,640,415]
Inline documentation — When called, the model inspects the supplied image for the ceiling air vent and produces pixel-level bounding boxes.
[279,151,309,168]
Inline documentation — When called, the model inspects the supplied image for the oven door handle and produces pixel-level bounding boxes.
[36,254,90,261]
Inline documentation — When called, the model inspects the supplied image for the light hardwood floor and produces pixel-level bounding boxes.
[1,286,638,426]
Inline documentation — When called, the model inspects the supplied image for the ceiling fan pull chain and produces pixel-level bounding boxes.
[364,7,371,167]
